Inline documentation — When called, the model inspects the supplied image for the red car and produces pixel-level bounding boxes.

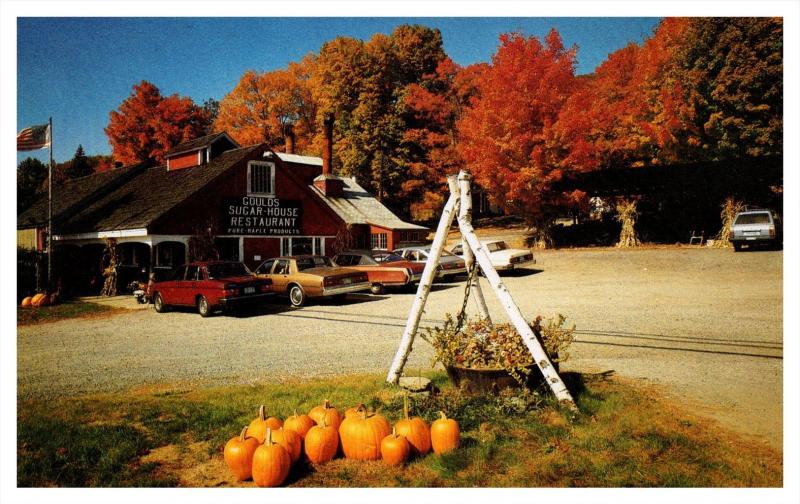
[332,250,425,294]
[151,261,272,317]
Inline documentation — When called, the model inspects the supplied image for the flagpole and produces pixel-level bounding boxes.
[47,117,53,291]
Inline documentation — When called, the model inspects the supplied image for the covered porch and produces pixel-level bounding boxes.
[52,231,190,296]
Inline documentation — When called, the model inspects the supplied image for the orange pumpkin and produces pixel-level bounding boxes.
[430,411,460,454]
[394,394,431,456]
[20,297,33,308]
[31,293,49,307]
[272,427,302,464]
[344,403,367,419]
[223,426,260,481]
[308,399,341,430]
[252,428,291,487]
[283,410,315,439]
[304,416,338,464]
[248,405,284,443]
[381,427,410,466]
[339,405,391,461]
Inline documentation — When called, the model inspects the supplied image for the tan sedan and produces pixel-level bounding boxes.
[254,255,370,307]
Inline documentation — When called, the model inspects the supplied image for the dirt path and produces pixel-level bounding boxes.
[17,247,783,449]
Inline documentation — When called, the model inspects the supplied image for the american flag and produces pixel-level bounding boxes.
[17,124,50,151]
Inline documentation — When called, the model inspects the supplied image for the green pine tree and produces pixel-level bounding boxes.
[17,157,48,212]
[65,145,94,179]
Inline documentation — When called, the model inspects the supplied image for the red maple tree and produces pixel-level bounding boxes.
[401,57,485,219]
[105,81,211,166]
[456,30,579,223]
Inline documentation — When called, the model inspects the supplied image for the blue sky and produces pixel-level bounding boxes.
[17,17,660,163]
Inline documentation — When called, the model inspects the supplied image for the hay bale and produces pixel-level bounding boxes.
[615,199,641,248]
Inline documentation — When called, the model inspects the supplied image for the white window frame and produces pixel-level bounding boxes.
[247,161,276,196]
[371,232,387,250]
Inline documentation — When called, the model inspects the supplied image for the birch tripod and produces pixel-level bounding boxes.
[386,171,577,408]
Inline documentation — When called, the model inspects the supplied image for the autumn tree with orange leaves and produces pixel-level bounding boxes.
[105,81,211,165]
[552,17,781,171]
[401,58,485,219]
[457,30,584,231]
[213,57,318,152]
[310,25,448,210]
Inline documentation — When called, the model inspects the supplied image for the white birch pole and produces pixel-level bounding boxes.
[457,171,491,323]
[386,175,461,383]
[457,212,577,408]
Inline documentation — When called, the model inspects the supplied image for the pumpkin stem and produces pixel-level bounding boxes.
[391,426,397,437]
[239,426,249,442]
[258,404,266,421]
[266,427,273,446]
[403,393,410,420]
[323,399,330,410]
[438,411,447,421]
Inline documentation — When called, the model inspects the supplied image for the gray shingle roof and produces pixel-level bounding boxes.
[57,146,261,234]
[310,177,427,231]
[165,132,238,157]
[17,164,144,229]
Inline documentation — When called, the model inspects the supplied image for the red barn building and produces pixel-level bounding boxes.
[17,129,427,295]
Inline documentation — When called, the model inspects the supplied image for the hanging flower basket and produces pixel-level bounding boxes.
[422,314,573,394]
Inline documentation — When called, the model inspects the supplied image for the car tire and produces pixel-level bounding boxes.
[288,284,306,307]
[370,283,385,295]
[153,293,167,313]
[197,295,212,317]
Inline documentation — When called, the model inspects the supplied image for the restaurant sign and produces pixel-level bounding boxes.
[223,196,303,235]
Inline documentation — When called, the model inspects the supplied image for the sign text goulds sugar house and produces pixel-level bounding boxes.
[223,196,303,236]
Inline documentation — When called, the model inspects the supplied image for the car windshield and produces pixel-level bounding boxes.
[735,213,771,225]
[374,253,404,263]
[359,255,379,265]
[296,256,333,271]
[416,248,454,257]
[207,262,251,279]
[486,241,508,252]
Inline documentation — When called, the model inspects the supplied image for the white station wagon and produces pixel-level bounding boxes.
[451,240,536,271]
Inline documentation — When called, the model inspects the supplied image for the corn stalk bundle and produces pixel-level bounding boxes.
[530,221,555,249]
[615,199,641,248]
[711,197,745,248]
[100,238,118,297]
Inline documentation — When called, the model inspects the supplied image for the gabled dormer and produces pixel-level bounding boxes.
[165,132,240,171]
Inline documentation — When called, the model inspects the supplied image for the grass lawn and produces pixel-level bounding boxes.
[17,301,123,326]
[17,372,782,487]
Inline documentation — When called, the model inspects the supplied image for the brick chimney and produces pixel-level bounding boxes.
[314,113,344,197]
[284,124,295,155]
[322,113,334,175]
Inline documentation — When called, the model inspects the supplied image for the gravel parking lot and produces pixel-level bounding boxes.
[17,247,783,448]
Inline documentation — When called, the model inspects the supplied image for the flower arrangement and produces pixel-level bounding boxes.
[421,314,575,387]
